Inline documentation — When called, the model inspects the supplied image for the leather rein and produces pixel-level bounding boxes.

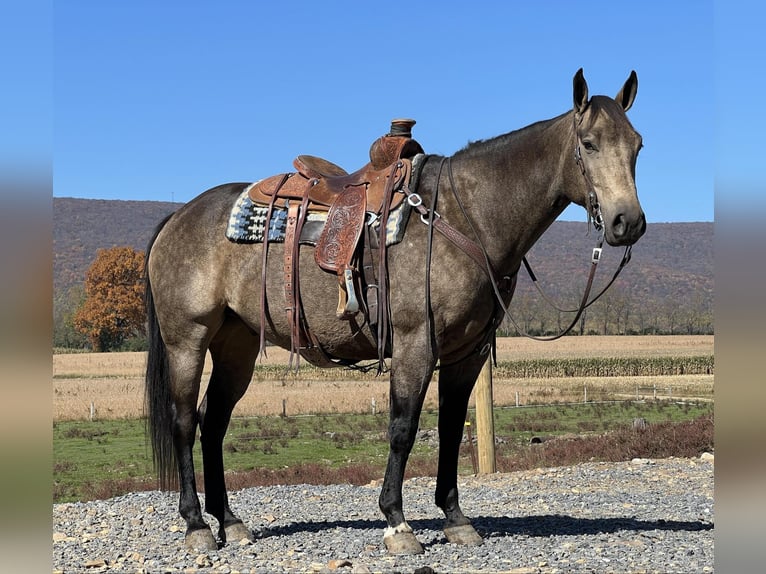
[404,119,633,347]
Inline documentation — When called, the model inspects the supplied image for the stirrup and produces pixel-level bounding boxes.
[336,269,359,319]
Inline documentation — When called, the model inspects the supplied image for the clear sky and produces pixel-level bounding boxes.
[48,1,716,223]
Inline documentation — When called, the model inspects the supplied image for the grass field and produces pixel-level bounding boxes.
[52,335,714,502]
[53,400,713,503]
[53,335,714,421]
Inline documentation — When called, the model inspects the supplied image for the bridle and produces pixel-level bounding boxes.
[512,114,634,331]
[403,111,634,355]
[494,113,634,341]
[573,111,606,234]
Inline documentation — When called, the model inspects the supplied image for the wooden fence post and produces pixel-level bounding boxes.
[475,358,496,474]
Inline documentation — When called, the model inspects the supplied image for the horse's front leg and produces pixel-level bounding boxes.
[434,352,486,545]
[378,357,435,555]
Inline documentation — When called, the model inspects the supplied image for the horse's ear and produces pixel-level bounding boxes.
[615,70,638,112]
[573,68,589,114]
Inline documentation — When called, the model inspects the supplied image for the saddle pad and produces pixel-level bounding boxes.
[226,190,287,242]
[225,187,411,246]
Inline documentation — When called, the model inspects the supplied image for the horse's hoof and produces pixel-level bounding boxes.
[224,521,253,544]
[185,527,217,551]
[383,523,424,555]
[444,524,483,546]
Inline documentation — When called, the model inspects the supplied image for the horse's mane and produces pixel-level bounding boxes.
[453,111,570,158]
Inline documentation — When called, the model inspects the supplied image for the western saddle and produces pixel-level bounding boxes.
[248,119,424,368]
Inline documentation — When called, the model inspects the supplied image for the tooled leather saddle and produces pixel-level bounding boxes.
[248,119,424,369]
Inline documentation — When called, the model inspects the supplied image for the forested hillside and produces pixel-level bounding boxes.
[510,220,713,335]
[54,198,181,293]
[53,197,713,342]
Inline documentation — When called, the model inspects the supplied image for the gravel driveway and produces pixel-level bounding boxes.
[53,456,714,573]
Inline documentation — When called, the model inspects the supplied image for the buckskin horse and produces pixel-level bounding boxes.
[145,69,645,553]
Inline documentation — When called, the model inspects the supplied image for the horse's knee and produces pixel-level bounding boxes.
[388,419,418,453]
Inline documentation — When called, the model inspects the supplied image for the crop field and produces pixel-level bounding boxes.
[53,335,713,421]
[53,335,714,502]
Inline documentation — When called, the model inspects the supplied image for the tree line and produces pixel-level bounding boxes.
[54,246,146,351]
[53,246,713,352]
[498,286,713,338]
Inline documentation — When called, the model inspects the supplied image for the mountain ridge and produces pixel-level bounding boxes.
[53,197,713,334]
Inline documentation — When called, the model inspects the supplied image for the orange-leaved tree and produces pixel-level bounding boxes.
[74,246,146,351]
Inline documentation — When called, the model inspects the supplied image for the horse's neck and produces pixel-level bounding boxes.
[446,113,576,274]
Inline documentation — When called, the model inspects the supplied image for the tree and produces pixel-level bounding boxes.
[74,247,145,351]
[53,284,89,349]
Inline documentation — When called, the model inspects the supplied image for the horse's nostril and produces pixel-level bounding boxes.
[612,212,646,242]
[612,214,627,237]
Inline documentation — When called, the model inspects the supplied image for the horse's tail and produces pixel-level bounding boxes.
[144,214,178,490]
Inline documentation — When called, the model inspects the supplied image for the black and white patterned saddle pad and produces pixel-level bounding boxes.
[225,186,411,246]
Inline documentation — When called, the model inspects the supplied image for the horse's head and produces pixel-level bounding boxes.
[570,68,646,246]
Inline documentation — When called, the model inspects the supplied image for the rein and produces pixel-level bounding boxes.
[521,243,632,315]
[405,121,633,348]
[441,158,626,343]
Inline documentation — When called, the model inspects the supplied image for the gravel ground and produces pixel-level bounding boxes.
[53,456,714,573]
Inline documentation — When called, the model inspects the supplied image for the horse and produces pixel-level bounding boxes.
[144,68,645,554]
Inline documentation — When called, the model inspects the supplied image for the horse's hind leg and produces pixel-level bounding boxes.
[197,318,258,545]
[165,345,219,550]
[434,353,485,545]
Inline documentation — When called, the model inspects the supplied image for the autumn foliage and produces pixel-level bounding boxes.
[74,247,146,351]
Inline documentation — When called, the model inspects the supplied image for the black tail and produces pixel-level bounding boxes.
[144,214,177,490]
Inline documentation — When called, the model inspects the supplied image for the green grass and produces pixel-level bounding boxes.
[53,401,713,503]
[53,419,153,502]
[493,399,712,440]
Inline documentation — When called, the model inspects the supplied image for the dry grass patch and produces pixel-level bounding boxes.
[53,336,714,421]
[53,373,713,422]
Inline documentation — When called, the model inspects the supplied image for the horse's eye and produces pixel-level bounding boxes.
[583,141,597,152]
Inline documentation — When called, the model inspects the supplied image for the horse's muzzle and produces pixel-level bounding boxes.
[606,210,646,246]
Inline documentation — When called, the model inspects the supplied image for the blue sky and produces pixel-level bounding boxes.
[9,0,744,222]
[46,1,718,223]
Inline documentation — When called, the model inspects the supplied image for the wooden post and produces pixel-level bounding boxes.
[474,358,496,474]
